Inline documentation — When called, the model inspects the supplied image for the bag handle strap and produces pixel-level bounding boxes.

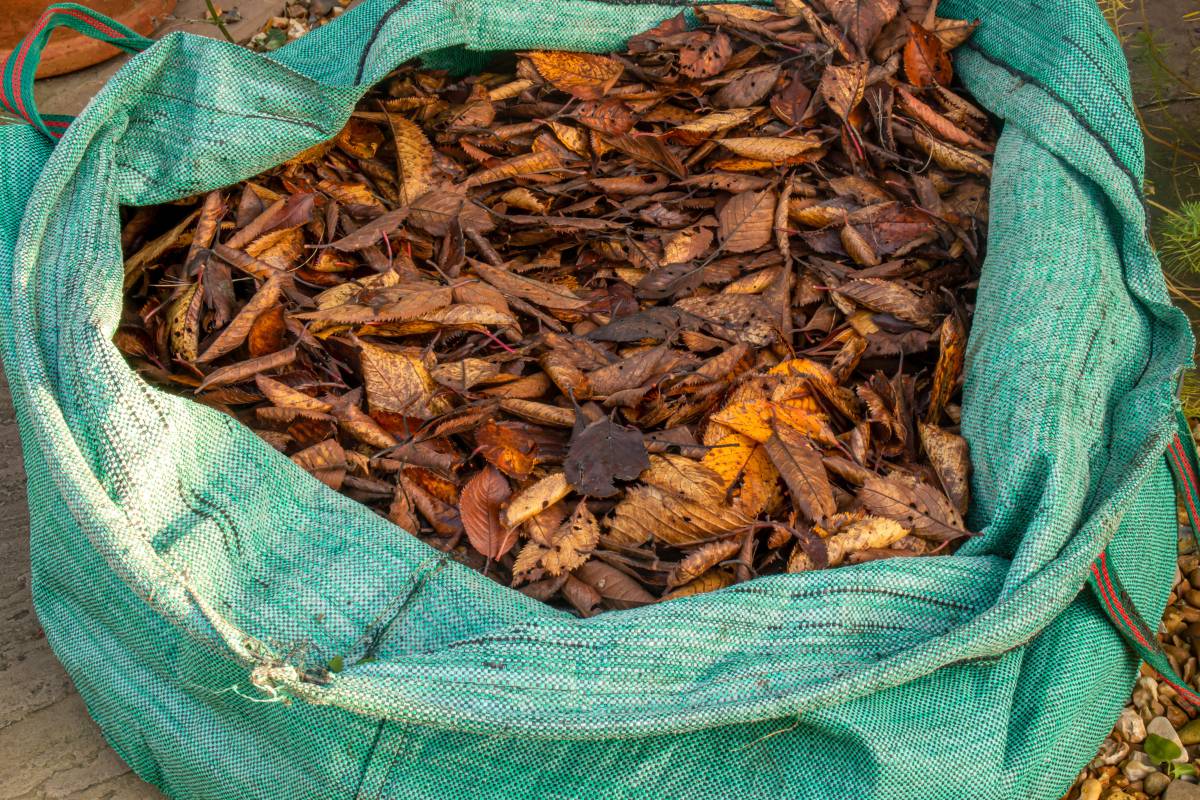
[1,3,154,141]
[1089,410,1200,708]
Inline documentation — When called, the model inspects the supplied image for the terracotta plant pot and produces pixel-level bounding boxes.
[0,0,176,79]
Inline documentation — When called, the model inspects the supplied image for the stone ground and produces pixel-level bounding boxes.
[0,1,1195,798]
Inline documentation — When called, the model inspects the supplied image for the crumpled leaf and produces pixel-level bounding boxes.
[679,30,733,79]
[820,0,899,53]
[664,568,735,599]
[788,515,908,571]
[513,500,600,576]
[668,537,742,588]
[912,127,992,176]
[476,419,539,479]
[358,341,439,418]
[292,439,347,490]
[919,423,970,516]
[928,307,967,422]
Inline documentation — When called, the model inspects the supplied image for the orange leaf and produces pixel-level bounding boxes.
[526,51,625,100]
[476,420,539,479]
[903,21,952,87]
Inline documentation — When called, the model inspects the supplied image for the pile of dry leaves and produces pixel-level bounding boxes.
[118,0,993,615]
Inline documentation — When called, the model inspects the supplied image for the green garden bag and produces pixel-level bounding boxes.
[0,1,1195,797]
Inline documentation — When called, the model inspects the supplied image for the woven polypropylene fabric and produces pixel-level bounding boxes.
[0,0,1193,796]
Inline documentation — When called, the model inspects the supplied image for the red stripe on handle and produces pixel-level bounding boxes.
[1094,554,1200,705]
[10,10,55,122]
[1099,552,1155,645]
[10,8,128,123]
[1174,435,1200,508]
[60,7,124,38]
[1093,558,1152,649]
[1170,442,1199,522]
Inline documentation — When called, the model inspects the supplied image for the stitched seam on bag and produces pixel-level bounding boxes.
[139,88,329,134]
[351,719,388,799]
[354,0,419,85]
[726,584,976,612]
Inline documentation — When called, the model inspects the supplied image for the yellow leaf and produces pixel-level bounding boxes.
[733,442,777,517]
[702,432,761,484]
[707,157,779,173]
[503,472,572,527]
[664,568,735,600]
[674,107,761,137]
[701,378,766,445]
[787,515,908,572]
[607,483,750,546]
[718,135,823,163]
[387,113,435,204]
[358,340,438,419]
[709,401,774,443]
[912,127,991,176]
[641,454,725,503]
[699,431,777,517]
[488,77,536,101]
[723,266,782,294]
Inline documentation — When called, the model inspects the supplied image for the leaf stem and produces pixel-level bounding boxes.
[205,0,236,43]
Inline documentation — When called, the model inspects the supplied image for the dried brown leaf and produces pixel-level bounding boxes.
[459,466,517,560]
